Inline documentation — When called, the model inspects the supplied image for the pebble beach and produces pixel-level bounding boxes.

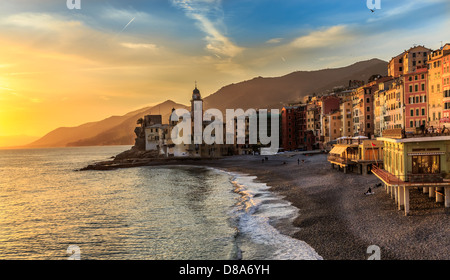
[198,152,450,260]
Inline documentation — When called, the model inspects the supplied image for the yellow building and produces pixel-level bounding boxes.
[340,95,353,137]
[374,128,450,215]
[428,44,450,128]
[384,79,404,130]
[323,110,342,145]
[328,138,383,175]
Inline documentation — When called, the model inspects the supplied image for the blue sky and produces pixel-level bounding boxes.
[0,0,449,137]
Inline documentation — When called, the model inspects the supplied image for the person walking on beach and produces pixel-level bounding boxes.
[298,158,300,165]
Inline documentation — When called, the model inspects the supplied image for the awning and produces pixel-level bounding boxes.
[330,146,347,155]
[408,152,445,156]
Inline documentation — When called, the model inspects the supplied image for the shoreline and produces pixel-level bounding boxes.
[82,151,450,260]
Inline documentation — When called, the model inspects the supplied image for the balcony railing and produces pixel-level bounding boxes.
[372,165,445,184]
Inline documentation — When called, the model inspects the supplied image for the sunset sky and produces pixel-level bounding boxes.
[0,0,449,146]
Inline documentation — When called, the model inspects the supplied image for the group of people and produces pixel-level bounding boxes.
[420,124,448,134]
[261,157,306,165]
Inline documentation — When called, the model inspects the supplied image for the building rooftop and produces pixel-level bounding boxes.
[377,128,450,143]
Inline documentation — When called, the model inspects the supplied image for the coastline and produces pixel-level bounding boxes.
[82,151,450,260]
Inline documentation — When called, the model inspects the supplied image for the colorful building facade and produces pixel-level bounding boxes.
[404,66,428,132]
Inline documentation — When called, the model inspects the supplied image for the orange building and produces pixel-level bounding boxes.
[388,46,431,78]
[428,44,450,128]
[402,45,431,75]
[388,52,406,78]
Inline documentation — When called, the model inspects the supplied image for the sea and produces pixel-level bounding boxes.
[0,146,321,260]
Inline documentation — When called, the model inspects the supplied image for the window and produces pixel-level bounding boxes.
[410,109,414,116]
[422,108,425,116]
[410,121,414,128]
[416,109,420,116]
[367,106,370,112]
[415,85,418,92]
[409,85,413,92]
[421,83,425,91]
[367,123,370,129]
[412,155,440,174]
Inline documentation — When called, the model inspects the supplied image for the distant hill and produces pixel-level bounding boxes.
[203,58,387,110]
[27,58,387,148]
[26,100,188,148]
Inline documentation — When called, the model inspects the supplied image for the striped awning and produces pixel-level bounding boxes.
[407,152,445,156]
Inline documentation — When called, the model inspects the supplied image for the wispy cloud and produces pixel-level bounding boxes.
[171,0,244,57]
[121,42,159,51]
[289,25,354,49]
[266,38,283,44]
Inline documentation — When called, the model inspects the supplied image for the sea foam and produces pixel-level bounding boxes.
[227,172,323,260]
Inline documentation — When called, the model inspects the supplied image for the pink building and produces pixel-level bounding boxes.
[404,66,428,132]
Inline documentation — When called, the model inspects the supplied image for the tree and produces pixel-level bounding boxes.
[137,118,144,126]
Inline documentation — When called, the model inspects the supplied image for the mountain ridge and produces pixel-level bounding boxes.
[25,58,387,148]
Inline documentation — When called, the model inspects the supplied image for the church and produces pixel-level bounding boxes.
[143,85,236,158]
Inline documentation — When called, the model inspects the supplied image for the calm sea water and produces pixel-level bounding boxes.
[0,146,321,260]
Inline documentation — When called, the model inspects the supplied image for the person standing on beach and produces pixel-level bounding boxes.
[298,159,300,165]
